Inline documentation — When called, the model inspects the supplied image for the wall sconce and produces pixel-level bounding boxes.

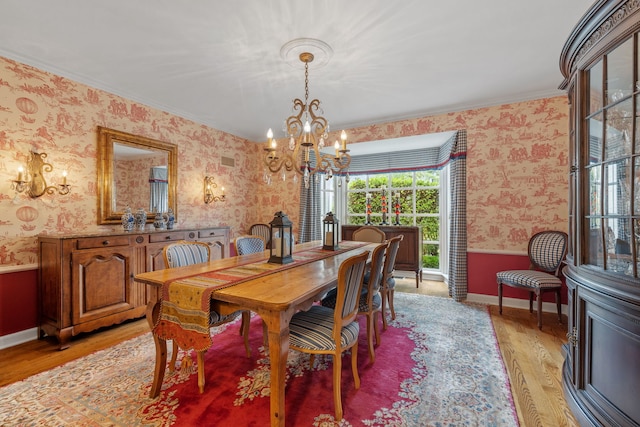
[11,152,71,198]
[204,176,225,204]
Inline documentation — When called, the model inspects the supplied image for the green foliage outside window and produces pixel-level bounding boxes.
[346,171,442,269]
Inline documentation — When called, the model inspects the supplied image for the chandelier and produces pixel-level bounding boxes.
[264,47,350,188]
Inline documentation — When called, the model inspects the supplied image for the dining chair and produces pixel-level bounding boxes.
[497,230,568,330]
[249,223,271,248]
[289,250,369,421]
[352,225,386,243]
[380,234,403,330]
[162,240,251,393]
[234,234,266,255]
[321,240,388,362]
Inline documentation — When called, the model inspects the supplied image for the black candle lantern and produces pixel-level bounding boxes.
[322,211,339,251]
[268,211,294,264]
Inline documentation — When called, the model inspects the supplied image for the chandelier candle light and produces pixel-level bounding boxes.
[264,39,351,189]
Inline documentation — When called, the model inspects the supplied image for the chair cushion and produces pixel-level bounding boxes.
[496,270,562,289]
[289,305,360,351]
[321,288,381,312]
[209,307,241,325]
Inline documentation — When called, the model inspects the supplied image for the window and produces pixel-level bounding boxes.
[321,168,449,274]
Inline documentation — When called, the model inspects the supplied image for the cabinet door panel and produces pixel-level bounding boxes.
[71,247,134,324]
[580,288,640,426]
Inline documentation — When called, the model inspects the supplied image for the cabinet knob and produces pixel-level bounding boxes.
[102,240,109,245]
[166,235,171,240]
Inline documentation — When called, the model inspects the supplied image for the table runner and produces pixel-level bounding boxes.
[153,241,368,351]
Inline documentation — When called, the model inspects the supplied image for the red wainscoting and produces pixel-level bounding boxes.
[0,269,38,336]
[0,251,568,341]
[467,251,568,304]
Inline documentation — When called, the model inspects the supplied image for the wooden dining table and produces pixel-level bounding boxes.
[134,240,375,427]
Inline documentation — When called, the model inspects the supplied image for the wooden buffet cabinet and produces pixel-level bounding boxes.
[341,225,423,286]
[38,226,229,349]
[560,1,640,426]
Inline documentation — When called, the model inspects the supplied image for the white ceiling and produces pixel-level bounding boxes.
[0,1,594,143]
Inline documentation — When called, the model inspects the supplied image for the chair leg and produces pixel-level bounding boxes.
[498,282,503,314]
[380,289,389,331]
[373,311,381,347]
[262,320,268,348]
[197,351,206,393]
[351,343,360,390]
[333,352,343,421]
[365,312,375,362]
[169,341,179,372]
[388,289,396,320]
[536,290,543,330]
[241,311,251,357]
[555,288,562,324]
[529,292,534,313]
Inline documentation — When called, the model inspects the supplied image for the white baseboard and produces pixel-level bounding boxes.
[466,293,568,316]
[0,328,38,350]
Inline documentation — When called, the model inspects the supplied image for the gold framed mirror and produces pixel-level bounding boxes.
[97,126,178,225]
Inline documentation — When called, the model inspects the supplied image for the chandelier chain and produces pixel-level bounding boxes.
[304,62,309,104]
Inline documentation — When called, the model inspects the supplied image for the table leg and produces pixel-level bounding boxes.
[264,310,292,427]
[146,292,167,399]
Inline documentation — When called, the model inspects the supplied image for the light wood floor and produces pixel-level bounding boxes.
[0,279,579,427]
[395,278,579,427]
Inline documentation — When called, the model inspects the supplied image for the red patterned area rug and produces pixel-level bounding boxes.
[0,294,519,426]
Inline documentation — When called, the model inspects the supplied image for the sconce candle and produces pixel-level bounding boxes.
[204,176,226,204]
[62,170,68,185]
[12,152,70,198]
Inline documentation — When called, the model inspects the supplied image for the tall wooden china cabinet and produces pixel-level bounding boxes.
[560,1,640,425]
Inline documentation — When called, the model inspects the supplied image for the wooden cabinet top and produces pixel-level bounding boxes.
[38,226,230,241]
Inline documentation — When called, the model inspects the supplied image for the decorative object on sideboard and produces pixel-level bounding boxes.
[153,210,166,229]
[134,208,147,230]
[204,176,225,204]
[11,151,70,198]
[121,206,135,232]
[380,185,389,225]
[164,208,175,229]
[322,211,339,251]
[393,191,401,226]
[268,211,293,264]
[365,192,372,225]
[263,38,350,189]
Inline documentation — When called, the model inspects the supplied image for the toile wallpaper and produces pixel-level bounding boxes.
[0,55,568,267]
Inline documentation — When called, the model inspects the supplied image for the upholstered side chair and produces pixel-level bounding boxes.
[249,223,271,249]
[353,225,386,243]
[496,230,568,330]
[379,235,403,330]
[321,240,388,362]
[289,250,369,421]
[162,240,251,393]
[234,235,266,255]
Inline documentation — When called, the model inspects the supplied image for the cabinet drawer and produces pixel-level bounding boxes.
[76,236,131,249]
[198,229,226,239]
[149,232,186,243]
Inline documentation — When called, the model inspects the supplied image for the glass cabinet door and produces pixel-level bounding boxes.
[583,36,637,278]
